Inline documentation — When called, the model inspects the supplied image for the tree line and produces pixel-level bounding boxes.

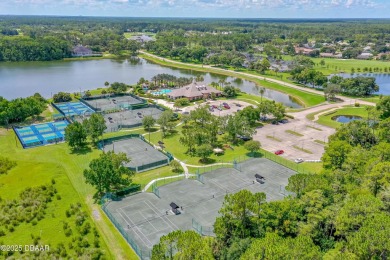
[0,93,47,125]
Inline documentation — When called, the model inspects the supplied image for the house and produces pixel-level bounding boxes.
[320,52,343,58]
[72,45,93,57]
[357,53,373,60]
[294,46,315,55]
[167,81,222,101]
[129,35,154,43]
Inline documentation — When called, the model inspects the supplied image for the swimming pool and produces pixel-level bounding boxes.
[151,89,172,95]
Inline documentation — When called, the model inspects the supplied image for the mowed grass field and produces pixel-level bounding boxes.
[282,55,390,75]
[0,128,138,259]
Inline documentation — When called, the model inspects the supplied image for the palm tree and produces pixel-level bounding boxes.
[259,87,266,103]
[218,78,226,90]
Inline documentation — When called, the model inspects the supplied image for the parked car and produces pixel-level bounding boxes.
[223,104,230,109]
[237,135,252,141]
[260,116,267,121]
[272,121,279,125]
[275,150,284,155]
[236,103,242,107]
[183,111,189,115]
[279,119,289,124]
[222,102,228,106]
[212,105,218,109]
[217,106,222,111]
[294,158,304,163]
[209,107,214,112]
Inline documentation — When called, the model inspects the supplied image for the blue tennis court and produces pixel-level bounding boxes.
[54,102,95,116]
[14,120,70,149]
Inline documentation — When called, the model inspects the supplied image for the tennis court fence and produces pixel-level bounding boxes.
[192,218,215,237]
[101,201,151,260]
[99,134,174,172]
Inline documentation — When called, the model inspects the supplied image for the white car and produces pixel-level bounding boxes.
[294,158,304,163]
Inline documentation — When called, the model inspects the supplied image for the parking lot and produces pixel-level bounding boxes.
[253,115,334,161]
[182,100,253,117]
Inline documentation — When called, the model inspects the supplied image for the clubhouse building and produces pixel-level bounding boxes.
[167,82,222,101]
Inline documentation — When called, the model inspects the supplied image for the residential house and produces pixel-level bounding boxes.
[72,45,93,57]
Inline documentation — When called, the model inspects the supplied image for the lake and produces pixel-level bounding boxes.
[336,73,390,95]
[0,57,301,108]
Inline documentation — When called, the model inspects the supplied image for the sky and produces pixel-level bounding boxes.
[0,0,389,18]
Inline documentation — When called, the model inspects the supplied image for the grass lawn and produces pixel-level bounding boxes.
[300,162,323,174]
[132,165,183,190]
[0,128,138,259]
[140,52,325,107]
[316,106,370,128]
[282,55,390,75]
[359,95,383,104]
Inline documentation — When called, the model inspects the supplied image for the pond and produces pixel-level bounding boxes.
[332,115,363,123]
[0,57,302,108]
[336,73,390,95]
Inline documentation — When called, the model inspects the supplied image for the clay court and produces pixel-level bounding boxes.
[103,158,296,259]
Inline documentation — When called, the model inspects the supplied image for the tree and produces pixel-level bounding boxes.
[169,160,182,173]
[272,103,286,121]
[214,190,256,242]
[142,115,156,142]
[83,113,107,143]
[157,110,174,138]
[196,144,213,163]
[223,85,237,98]
[53,92,72,103]
[152,230,213,260]
[320,59,326,67]
[322,140,352,170]
[335,193,382,237]
[83,151,133,199]
[225,114,256,144]
[259,87,266,102]
[324,83,341,101]
[0,156,17,175]
[104,81,109,87]
[174,98,190,107]
[377,96,390,119]
[237,106,259,126]
[244,140,261,156]
[241,233,321,260]
[345,213,390,259]
[64,121,87,150]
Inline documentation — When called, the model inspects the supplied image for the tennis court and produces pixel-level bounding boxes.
[14,120,69,148]
[102,137,170,172]
[104,107,163,131]
[103,158,296,259]
[54,101,95,116]
[82,95,146,112]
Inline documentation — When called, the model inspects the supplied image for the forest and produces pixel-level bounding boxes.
[1,16,390,62]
